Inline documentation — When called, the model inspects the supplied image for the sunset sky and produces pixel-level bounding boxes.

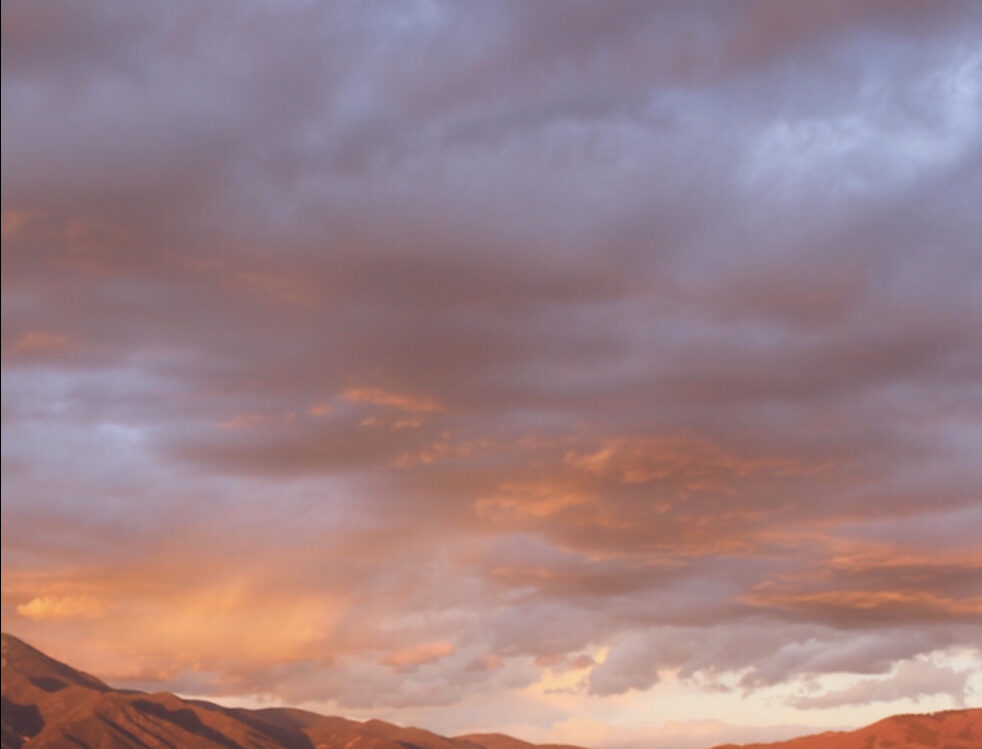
[2,2,981,748]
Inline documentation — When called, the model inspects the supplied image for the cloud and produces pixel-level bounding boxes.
[582,623,982,699]
[343,387,443,413]
[475,482,592,519]
[2,0,981,738]
[564,435,813,488]
[6,330,72,358]
[587,638,661,697]
[787,657,976,709]
[17,595,104,620]
[379,641,456,670]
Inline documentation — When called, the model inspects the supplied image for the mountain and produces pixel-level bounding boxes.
[1,632,593,749]
[457,734,586,749]
[2,633,980,749]
[709,708,982,749]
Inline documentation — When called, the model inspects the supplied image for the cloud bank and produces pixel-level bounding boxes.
[3,0,981,741]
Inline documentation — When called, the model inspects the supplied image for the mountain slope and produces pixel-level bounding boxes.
[710,707,982,749]
[2,633,980,749]
[457,733,587,749]
[0,633,591,749]
[2,632,314,748]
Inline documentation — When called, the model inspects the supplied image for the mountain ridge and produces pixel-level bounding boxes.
[707,707,982,749]
[2,633,979,749]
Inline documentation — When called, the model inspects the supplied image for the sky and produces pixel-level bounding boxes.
[2,2,982,747]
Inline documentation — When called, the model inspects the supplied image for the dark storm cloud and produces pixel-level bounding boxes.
[2,0,981,717]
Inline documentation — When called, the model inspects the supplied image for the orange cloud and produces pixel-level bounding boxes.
[17,595,105,621]
[465,653,503,672]
[746,588,982,618]
[8,330,72,357]
[1,209,38,240]
[2,557,346,692]
[391,439,484,467]
[229,269,318,307]
[216,412,266,430]
[825,549,982,574]
[565,435,818,489]
[343,386,442,413]
[377,641,455,670]
[475,481,592,519]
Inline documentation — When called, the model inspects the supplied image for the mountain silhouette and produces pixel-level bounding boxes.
[2,633,979,749]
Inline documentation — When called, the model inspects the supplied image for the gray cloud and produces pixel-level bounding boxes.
[787,657,974,709]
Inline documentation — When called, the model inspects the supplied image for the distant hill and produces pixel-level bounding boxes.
[2,632,979,749]
[708,707,982,749]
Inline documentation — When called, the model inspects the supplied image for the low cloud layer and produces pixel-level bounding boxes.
[787,657,974,710]
[3,0,981,742]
